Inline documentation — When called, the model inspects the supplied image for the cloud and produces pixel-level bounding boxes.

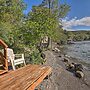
[62,17,90,30]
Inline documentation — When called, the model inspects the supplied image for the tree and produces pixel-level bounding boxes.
[39,0,70,45]
[40,0,70,18]
[0,0,25,23]
[21,6,59,46]
[0,0,26,50]
[0,0,71,64]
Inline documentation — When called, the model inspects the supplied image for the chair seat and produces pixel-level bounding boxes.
[14,58,25,65]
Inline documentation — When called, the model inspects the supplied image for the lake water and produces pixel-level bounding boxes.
[63,41,90,64]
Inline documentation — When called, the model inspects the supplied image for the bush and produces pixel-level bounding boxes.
[30,49,44,64]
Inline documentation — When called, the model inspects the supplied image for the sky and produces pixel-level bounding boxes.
[23,0,90,31]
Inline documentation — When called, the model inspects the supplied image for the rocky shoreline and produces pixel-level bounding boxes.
[36,45,90,90]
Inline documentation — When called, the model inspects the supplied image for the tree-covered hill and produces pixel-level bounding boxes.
[66,30,90,41]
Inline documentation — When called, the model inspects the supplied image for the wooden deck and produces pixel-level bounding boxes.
[0,64,52,90]
[0,70,8,75]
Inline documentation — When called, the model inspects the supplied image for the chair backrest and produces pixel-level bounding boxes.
[13,54,25,65]
[7,48,14,61]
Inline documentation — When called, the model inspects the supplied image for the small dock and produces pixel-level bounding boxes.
[0,64,52,90]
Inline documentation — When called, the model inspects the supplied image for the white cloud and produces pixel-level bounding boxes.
[62,17,90,30]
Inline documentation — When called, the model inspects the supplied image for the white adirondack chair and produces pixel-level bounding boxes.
[7,48,26,70]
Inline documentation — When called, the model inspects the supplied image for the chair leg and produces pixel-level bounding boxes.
[10,59,15,70]
[12,65,15,70]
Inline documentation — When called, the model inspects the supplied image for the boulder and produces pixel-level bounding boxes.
[54,47,60,52]
[75,71,84,78]
[41,53,46,59]
[74,64,83,71]
[63,57,69,62]
[66,63,75,71]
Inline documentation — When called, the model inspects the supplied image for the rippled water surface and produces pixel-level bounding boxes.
[64,41,90,64]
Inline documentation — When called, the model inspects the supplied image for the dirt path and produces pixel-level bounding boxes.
[38,50,90,90]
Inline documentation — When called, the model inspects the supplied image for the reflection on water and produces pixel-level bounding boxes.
[64,41,90,64]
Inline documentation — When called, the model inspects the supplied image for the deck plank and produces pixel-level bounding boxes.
[0,64,52,90]
[0,70,8,75]
[0,65,39,83]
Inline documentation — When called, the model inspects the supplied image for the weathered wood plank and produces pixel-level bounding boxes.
[0,65,52,90]
[27,66,52,90]
[0,70,7,75]
[0,64,38,82]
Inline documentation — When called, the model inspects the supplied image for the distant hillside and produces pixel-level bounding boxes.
[68,30,90,33]
[66,30,90,41]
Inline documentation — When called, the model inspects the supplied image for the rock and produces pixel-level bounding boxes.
[66,63,75,71]
[74,64,83,71]
[41,53,46,59]
[63,57,69,62]
[54,47,60,52]
[38,47,43,53]
[65,54,70,58]
[70,63,75,68]
[58,55,62,57]
[75,71,84,78]
[57,42,60,45]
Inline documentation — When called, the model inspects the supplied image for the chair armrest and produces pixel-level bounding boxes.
[14,54,23,56]
[14,54,24,59]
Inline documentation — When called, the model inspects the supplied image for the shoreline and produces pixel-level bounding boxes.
[59,42,90,71]
[67,56,90,71]
[36,49,90,90]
